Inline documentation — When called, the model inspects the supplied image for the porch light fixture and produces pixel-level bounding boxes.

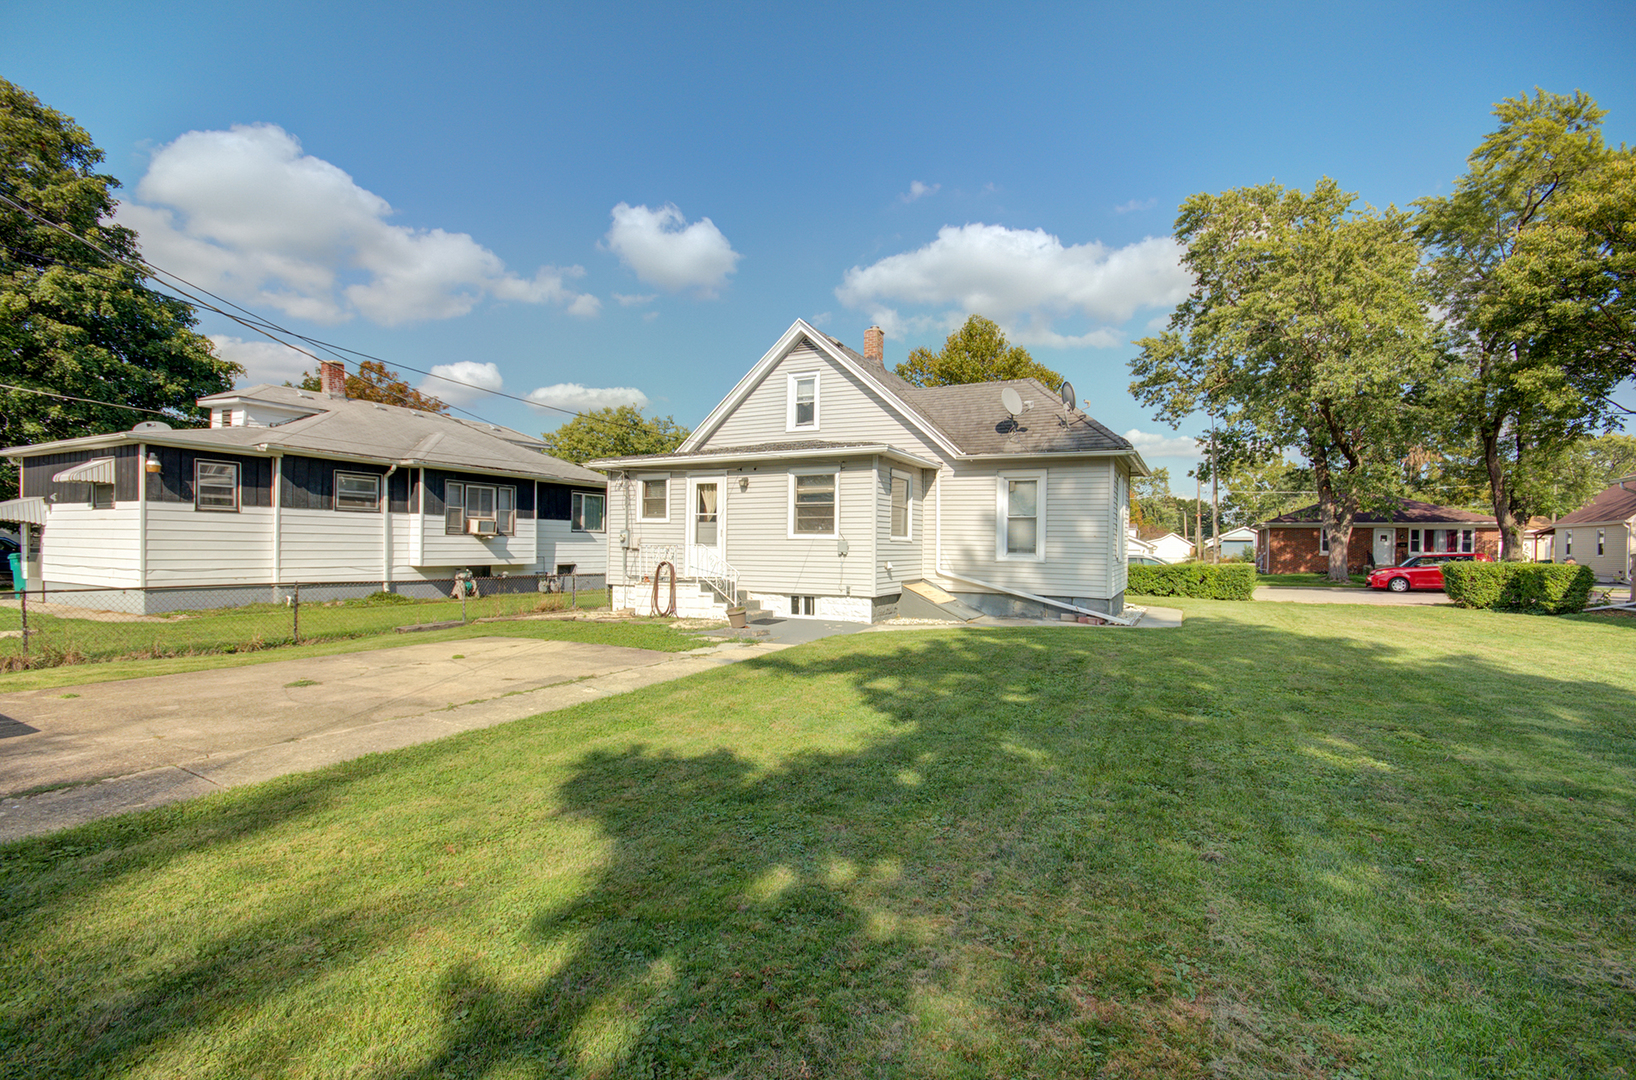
[145,452,162,474]
[738,476,749,491]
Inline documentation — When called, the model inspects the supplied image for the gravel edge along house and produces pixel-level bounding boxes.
[588,319,1149,623]
[0,362,607,612]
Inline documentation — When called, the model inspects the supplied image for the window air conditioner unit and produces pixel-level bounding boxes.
[467,518,498,537]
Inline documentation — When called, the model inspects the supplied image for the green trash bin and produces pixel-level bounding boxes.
[7,552,21,589]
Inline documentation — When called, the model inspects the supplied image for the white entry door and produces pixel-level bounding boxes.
[1374,529,1396,567]
[686,478,724,575]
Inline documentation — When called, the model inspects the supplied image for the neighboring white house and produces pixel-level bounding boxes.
[1207,526,1256,560]
[588,320,1149,622]
[1141,531,1197,564]
[1552,475,1636,582]
[0,363,607,612]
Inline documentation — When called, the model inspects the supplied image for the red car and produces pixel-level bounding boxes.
[1368,552,1494,592]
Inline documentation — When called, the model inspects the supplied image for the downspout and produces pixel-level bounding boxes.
[270,453,282,593]
[381,463,398,592]
[137,442,148,590]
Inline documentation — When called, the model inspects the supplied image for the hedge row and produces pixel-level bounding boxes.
[1441,561,1596,614]
[1127,562,1256,600]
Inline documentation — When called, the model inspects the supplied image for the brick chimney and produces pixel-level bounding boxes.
[319,360,347,398]
[863,325,884,364]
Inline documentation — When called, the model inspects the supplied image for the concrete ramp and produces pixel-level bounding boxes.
[899,580,985,622]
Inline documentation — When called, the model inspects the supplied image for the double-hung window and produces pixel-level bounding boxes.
[572,491,605,532]
[1319,530,1330,555]
[639,477,669,522]
[335,471,381,512]
[787,372,819,431]
[195,460,239,511]
[889,471,911,540]
[1565,530,1574,557]
[1597,529,1606,556]
[789,469,837,537]
[444,480,516,534]
[996,471,1045,560]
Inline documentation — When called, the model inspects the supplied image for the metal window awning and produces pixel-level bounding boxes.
[51,457,117,484]
[0,497,47,525]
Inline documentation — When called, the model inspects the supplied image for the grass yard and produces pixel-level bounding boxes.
[0,588,613,670]
[1254,572,1370,587]
[1,601,1632,1078]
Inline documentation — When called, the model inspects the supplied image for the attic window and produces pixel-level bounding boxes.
[787,372,819,431]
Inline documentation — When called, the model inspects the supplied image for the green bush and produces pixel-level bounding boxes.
[1127,562,1256,600]
[1441,561,1596,614]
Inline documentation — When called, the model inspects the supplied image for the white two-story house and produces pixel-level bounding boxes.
[589,320,1148,623]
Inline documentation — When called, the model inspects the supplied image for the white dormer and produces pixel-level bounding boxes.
[198,386,327,428]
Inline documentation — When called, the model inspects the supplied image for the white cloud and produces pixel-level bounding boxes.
[835,223,1190,348]
[210,334,314,387]
[419,361,504,406]
[1124,428,1202,458]
[118,123,598,326]
[603,202,740,296]
[1115,198,1158,214]
[526,383,650,413]
[900,181,940,203]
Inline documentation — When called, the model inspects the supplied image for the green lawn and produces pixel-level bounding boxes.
[1,601,1632,1078]
[0,588,613,669]
[1255,572,1370,587]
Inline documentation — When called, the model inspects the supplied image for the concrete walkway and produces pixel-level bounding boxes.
[1253,586,1451,606]
[0,635,784,842]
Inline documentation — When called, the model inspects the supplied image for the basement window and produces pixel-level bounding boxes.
[790,595,817,616]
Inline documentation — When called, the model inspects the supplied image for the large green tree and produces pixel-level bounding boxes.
[1130,179,1438,581]
[894,315,1065,389]
[0,78,237,498]
[1413,89,1630,558]
[541,405,689,464]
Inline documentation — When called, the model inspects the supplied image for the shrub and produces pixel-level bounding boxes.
[1442,561,1596,614]
[1127,562,1256,600]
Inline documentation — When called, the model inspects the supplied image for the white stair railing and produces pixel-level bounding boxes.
[687,544,741,605]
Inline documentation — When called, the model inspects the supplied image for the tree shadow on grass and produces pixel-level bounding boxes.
[3,613,1634,1077]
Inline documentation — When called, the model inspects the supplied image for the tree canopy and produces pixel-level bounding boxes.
[1413,89,1629,557]
[541,405,690,464]
[296,360,449,413]
[0,78,237,498]
[1130,178,1437,580]
[894,315,1064,389]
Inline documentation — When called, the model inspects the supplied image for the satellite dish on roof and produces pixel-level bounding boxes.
[1001,386,1024,417]
[1059,380,1076,412]
[131,420,172,432]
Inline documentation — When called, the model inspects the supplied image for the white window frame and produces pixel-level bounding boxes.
[1597,528,1606,556]
[995,470,1046,562]
[889,469,912,541]
[786,371,820,432]
[444,480,516,534]
[195,460,240,512]
[334,471,381,513]
[788,467,839,539]
[638,475,670,523]
[572,490,606,533]
[1319,529,1330,555]
[445,481,465,534]
[1565,530,1573,557]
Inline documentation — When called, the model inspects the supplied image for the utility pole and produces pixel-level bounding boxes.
[1209,421,1219,563]
[1194,469,1202,561]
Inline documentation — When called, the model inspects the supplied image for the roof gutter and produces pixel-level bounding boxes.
[587,444,943,471]
[953,448,1151,476]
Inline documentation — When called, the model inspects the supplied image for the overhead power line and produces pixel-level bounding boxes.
[0,192,675,447]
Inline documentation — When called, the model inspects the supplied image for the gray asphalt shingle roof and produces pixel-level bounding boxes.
[1554,479,1636,527]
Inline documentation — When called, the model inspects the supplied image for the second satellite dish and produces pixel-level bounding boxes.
[1059,380,1076,412]
[1001,386,1024,416]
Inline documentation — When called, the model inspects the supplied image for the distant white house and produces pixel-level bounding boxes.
[0,362,607,611]
[1129,528,1195,564]
[587,319,1150,622]
[1207,526,1256,560]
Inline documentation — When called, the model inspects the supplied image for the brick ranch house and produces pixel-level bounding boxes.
[1256,499,1500,575]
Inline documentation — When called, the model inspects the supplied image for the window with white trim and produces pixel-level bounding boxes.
[996,471,1045,560]
[443,480,516,534]
[1319,529,1330,555]
[335,471,381,512]
[889,470,911,540]
[195,460,239,511]
[572,491,605,532]
[639,477,669,522]
[787,372,819,431]
[789,469,838,537]
[1565,530,1573,557]
[1597,529,1606,556]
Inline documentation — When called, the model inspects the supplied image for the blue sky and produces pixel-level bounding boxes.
[4,1,1632,479]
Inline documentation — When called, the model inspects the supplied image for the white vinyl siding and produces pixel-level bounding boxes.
[934,461,1115,597]
[36,504,143,587]
[144,503,274,585]
[704,344,942,460]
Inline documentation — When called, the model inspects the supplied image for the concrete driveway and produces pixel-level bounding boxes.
[1253,586,1451,605]
[0,635,777,841]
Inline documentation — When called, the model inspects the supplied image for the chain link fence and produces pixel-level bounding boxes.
[0,573,607,671]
